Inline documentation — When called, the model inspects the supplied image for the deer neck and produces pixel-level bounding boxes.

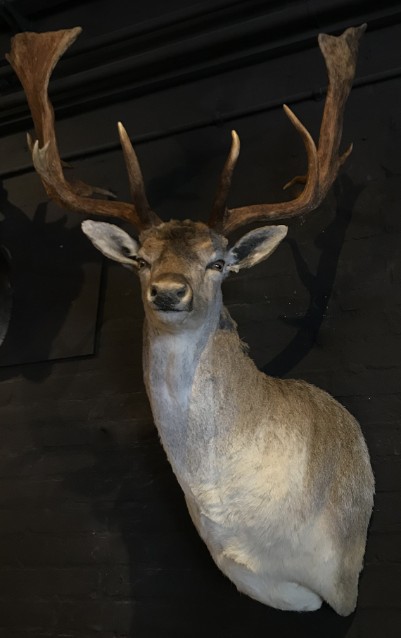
[143,304,221,424]
[142,303,256,489]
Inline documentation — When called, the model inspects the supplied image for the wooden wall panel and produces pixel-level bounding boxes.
[0,3,400,636]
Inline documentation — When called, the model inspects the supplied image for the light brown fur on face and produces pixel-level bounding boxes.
[137,221,229,330]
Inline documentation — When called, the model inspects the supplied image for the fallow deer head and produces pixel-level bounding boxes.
[6,25,365,330]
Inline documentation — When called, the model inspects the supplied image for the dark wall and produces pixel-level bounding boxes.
[0,2,401,637]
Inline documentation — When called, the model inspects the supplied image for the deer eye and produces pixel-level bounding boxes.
[207,260,225,272]
[135,257,150,270]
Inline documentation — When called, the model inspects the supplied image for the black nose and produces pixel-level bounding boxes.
[149,274,192,311]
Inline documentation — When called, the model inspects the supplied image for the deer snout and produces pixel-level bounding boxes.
[148,274,193,311]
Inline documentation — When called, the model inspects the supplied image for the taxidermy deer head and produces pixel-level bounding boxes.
[8,24,374,616]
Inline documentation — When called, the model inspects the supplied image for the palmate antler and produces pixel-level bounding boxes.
[209,24,366,235]
[6,28,161,232]
[7,24,365,236]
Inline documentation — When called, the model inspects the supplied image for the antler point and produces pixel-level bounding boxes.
[231,130,240,155]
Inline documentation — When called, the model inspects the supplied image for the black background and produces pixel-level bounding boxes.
[0,1,400,636]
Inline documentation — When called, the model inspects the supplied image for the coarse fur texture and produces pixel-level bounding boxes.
[83,219,374,616]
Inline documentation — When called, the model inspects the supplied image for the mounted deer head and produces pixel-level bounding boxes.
[7,24,364,328]
[7,24,374,616]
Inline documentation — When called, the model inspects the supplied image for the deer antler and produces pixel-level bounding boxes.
[209,24,366,235]
[6,28,161,232]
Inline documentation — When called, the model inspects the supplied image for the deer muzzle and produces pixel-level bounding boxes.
[148,273,193,312]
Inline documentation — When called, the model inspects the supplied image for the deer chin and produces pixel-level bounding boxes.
[151,308,193,327]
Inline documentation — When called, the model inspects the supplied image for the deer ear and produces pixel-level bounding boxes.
[81,220,140,266]
[227,225,288,272]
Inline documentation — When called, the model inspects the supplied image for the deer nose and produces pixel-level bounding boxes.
[149,274,193,311]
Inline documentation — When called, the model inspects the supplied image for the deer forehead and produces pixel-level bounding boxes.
[139,220,228,264]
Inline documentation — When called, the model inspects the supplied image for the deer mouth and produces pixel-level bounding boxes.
[151,297,193,314]
[150,306,193,326]
[149,298,193,325]
[151,299,193,314]
[156,308,188,312]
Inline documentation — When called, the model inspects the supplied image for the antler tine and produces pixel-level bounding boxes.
[213,24,366,236]
[6,28,158,232]
[117,122,162,227]
[208,130,240,232]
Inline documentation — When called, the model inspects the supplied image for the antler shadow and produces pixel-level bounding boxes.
[0,180,101,382]
[263,174,362,378]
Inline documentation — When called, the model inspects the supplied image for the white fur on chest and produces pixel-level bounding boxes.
[142,324,347,611]
[146,328,308,544]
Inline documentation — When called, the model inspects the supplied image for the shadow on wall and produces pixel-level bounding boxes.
[0,180,102,382]
[263,175,363,379]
